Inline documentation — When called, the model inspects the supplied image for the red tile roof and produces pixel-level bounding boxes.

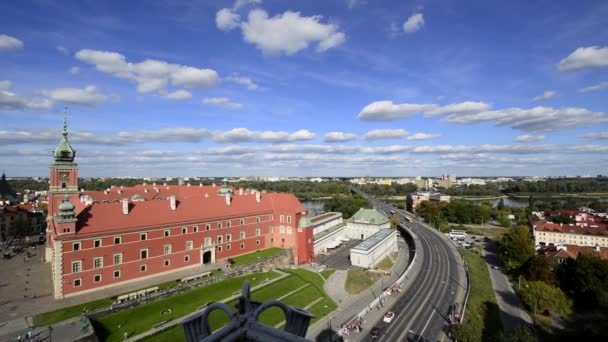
[538,244,608,260]
[83,185,221,202]
[69,192,305,236]
[535,222,608,237]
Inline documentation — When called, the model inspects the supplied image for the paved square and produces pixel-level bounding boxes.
[315,239,362,270]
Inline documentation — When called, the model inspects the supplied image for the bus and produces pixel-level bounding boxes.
[405,217,413,223]
[389,210,396,215]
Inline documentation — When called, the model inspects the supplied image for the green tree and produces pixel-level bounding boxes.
[497,226,535,270]
[497,198,505,210]
[518,280,573,317]
[520,255,557,285]
[498,216,512,228]
[558,254,608,310]
[390,216,400,229]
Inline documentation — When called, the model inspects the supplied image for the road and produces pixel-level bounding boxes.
[351,187,466,342]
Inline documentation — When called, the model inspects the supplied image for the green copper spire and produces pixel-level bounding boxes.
[53,107,76,163]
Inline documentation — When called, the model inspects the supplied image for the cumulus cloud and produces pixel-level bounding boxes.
[0,81,52,111]
[443,106,608,132]
[578,81,608,93]
[410,144,554,154]
[515,134,545,143]
[363,129,408,141]
[225,74,259,90]
[407,133,441,141]
[211,128,315,143]
[0,34,23,51]
[323,132,358,143]
[216,8,241,31]
[403,13,424,33]
[41,85,107,106]
[69,66,80,74]
[233,0,262,10]
[424,101,490,118]
[202,97,243,109]
[558,46,608,72]
[159,89,192,101]
[240,9,345,55]
[74,49,219,98]
[358,101,434,121]
[532,90,558,101]
[579,132,608,140]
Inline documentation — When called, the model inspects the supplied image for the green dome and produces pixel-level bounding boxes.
[58,195,75,212]
[53,111,76,162]
[298,217,312,228]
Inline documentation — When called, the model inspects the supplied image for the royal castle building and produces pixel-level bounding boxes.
[45,118,314,299]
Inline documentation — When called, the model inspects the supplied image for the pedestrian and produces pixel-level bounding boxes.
[17,335,21,342]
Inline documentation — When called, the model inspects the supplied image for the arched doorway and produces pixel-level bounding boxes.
[203,251,212,264]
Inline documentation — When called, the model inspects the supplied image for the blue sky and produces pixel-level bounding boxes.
[1,0,607,177]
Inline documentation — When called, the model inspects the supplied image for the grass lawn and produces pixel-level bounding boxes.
[344,270,381,295]
[93,271,281,342]
[33,297,114,326]
[320,269,335,280]
[463,227,510,240]
[376,257,394,271]
[452,249,503,341]
[231,248,285,266]
[141,269,337,342]
[33,269,224,327]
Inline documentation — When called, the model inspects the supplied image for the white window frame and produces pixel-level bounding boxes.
[140,264,147,272]
[186,241,193,251]
[256,228,261,237]
[94,239,102,248]
[182,227,187,234]
[73,242,81,251]
[280,215,284,223]
[193,226,199,233]
[114,236,121,245]
[287,216,292,223]
[72,260,82,273]
[94,274,102,283]
[256,240,261,246]
[217,235,223,244]
[227,221,231,228]
[113,253,122,265]
[113,270,120,278]
[280,226,285,234]
[140,233,147,241]
[240,231,246,240]
[217,222,222,229]
[184,255,190,262]
[204,237,212,247]
[287,227,292,235]
[217,245,222,252]
[226,234,232,243]
[164,244,172,255]
[206,224,211,231]
[93,257,103,269]
[240,219,245,225]
[140,249,149,260]
[74,278,82,287]
[240,243,245,249]
[256,216,261,223]
[164,229,170,237]
[226,243,231,250]
[164,259,170,267]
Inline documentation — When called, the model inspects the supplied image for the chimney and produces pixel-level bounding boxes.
[170,196,176,211]
[256,192,261,203]
[163,182,167,186]
[103,190,108,195]
[120,185,124,190]
[187,183,191,187]
[199,183,202,187]
[153,182,156,186]
[144,189,148,193]
[155,188,160,193]
[205,192,209,198]
[122,198,129,215]
[118,190,122,194]
[239,188,243,195]
[80,188,84,193]
[261,190,267,193]
[212,183,216,187]
[225,194,231,206]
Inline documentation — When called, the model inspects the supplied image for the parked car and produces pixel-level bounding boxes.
[491,265,499,270]
[383,311,395,323]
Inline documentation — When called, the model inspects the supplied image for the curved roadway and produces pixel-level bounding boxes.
[352,188,465,342]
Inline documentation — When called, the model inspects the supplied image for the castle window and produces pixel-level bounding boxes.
[164,260,170,267]
[240,231,246,239]
[113,254,122,265]
[140,264,147,272]
[184,255,190,262]
[256,240,261,246]
[227,243,231,250]
[186,241,193,251]
[94,274,101,283]
[73,278,81,287]
[93,257,103,269]
[193,226,199,233]
[226,234,232,243]
[287,216,292,223]
[94,239,102,248]
[164,230,170,237]
[140,233,147,241]
[287,227,292,235]
[256,217,261,223]
[73,242,81,251]
[182,227,187,234]
[217,222,222,229]
[206,224,211,231]
[114,236,121,245]
[140,249,148,259]
[240,219,245,225]
[113,270,120,278]
[164,245,171,255]
[72,261,82,273]
[256,228,261,237]
[240,243,245,249]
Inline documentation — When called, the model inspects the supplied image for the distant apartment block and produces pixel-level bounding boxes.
[531,210,608,248]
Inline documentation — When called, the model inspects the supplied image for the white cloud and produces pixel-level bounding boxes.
[558,46,608,71]
[0,34,23,51]
[75,49,219,97]
[324,132,358,143]
[0,81,52,111]
[159,89,192,101]
[56,45,69,55]
[424,101,490,118]
[0,80,12,91]
[202,97,243,109]
[515,134,545,143]
[216,8,241,31]
[346,0,366,9]
[41,85,107,106]
[578,81,608,93]
[407,133,441,141]
[443,106,608,132]
[403,13,424,33]
[410,144,554,154]
[233,0,262,10]
[240,9,346,56]
[363,129,408,141]
[532,90,558,101]
[361,145,412,154]
[211,128,315,143]
[225,74,259,90]
[358,101,434,121]
[69,66,80,74]
[579,132,608,140]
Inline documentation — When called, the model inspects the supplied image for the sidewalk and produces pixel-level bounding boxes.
[305,239,410,340]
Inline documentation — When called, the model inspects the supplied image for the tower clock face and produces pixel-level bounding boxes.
[59,171,70,181]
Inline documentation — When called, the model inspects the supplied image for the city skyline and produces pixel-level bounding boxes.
[1,0,607,177]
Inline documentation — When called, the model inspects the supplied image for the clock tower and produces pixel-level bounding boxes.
[49,109,78,194]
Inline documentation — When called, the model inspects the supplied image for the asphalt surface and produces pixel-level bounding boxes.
[351,188,465,342]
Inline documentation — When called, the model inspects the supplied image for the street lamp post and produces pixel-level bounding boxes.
[327,316,336,342]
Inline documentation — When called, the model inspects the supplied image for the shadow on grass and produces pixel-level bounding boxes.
[483,301,503,341]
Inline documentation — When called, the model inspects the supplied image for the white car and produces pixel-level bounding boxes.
[383,311,395,323]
